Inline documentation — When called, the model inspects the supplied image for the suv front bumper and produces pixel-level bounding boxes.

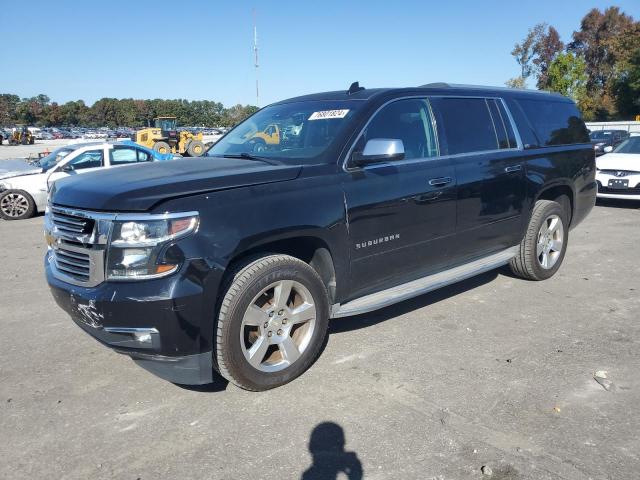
[45,251,215,385]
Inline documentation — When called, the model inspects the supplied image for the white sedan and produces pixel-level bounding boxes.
[0,141,170,220]
[596,136,640,201]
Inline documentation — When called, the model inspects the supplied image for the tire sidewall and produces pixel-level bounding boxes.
[0,189,35,220]
[217,258,329,390]
[529,202,569,280]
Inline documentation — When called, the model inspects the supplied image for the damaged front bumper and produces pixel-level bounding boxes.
[45,250,215,385]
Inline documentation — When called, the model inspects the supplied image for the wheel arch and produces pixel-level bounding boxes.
[225,235,338,304]
[534,182,575,226]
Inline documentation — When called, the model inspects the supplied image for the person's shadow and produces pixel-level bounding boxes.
[301,422,363,480]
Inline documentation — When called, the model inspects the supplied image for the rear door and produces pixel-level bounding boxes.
[343,98,457,299]
[429,96,526,262]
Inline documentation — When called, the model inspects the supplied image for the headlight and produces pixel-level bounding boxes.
[106,213,198,280]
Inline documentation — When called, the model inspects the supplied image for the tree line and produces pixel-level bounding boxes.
[508,6,640,121]
[0,94,259,128]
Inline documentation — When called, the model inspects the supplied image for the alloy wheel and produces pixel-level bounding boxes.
[240,280,317,372]
[0,193,29,218]
[536,214,564,269]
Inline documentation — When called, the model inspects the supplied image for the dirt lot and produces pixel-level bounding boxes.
[1,194,639,478]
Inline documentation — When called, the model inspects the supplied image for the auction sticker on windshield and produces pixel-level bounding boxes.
[308,109,350,120]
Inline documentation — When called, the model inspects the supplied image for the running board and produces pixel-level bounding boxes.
[330,246,519,318]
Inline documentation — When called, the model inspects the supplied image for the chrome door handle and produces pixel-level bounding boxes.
[504,164,522,173]
[428,177,453,187]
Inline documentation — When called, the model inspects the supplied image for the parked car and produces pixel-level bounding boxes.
[595,136,640,200]
[45,83,595,390]
[590,129,629,156]
[0,141,175,220]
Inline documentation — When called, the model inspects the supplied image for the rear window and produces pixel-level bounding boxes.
[429,97,499,155]
[515,99,589,146]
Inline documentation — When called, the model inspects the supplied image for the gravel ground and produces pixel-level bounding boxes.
[1,198,639,479]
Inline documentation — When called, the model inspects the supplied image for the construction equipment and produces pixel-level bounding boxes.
[9,125,35,145]
[247,124,280,151]
[134,117,205,157]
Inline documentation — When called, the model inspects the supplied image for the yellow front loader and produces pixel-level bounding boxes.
[134,117,205,157]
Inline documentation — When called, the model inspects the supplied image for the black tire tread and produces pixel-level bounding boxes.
[510,200,564,281]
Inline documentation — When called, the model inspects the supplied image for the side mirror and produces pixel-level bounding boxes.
[352,139,405,166]
[603,146,613,154]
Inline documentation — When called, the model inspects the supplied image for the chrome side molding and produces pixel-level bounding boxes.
[330,246,519,318]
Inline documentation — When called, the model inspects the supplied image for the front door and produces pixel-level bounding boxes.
[343,98,457,299]
[47,147,106,191]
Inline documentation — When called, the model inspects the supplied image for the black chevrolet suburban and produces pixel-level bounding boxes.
[45,83,596,391]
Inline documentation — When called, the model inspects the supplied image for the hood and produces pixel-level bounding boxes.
[0,158,42,180]
[596,153,640,171]
[50,157,302,211]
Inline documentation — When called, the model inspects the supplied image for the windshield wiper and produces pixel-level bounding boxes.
[214,153,279,165]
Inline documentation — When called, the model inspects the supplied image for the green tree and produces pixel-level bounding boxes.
[613,48,640,119]
[546,52,588,104]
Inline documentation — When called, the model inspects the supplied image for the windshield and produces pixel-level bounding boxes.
[40,147,74,171]
[590,131,616,140]
[155,118,176,131]
[613,137,640,154]
[206,100,360,160]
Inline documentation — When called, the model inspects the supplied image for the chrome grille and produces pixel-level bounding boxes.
[45,205,114,287]
[51,208,95,239]
[53,246,91,282]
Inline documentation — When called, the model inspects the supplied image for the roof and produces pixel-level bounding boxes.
[273,82,569,105]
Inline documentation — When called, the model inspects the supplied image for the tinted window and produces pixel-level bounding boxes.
[505,98,539,148]
[357,98,438,160]
[486,99,509,149]
[496,100,518,148]
[430,97,499,155]
[67,149,104,170]
[614,137,640,154]
[515,99,589,146]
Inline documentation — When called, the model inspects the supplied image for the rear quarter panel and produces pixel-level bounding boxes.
[524,144,596,230]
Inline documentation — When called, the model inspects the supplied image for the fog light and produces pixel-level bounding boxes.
[134,332,153,344]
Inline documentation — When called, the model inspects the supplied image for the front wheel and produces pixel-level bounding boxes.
[0,190,36,220]
[510,200,568,280]
[215,254,330,391]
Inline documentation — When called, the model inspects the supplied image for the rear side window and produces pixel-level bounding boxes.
[429,97,499,155]
[515,99,589,146]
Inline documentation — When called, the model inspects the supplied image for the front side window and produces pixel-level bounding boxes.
[66,149,104,170]
[206,100,361,160]
[355,98,438,161]
[429,97,500,155]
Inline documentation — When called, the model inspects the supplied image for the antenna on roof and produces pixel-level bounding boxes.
[347,81,365,95]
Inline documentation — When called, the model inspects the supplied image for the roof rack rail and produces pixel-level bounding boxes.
[419,82,565,97]
[347,81,365,95]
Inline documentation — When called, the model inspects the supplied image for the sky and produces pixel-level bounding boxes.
[2,0,639,108]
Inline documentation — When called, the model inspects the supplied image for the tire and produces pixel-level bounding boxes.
[215,254,330,391]
[187,140,205,157]
[0,190,36,220]
[249,138,267,153]
[153,141,171,154]
[510,200,569,281]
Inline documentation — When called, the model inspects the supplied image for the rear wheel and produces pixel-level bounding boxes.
[187,140,205,157]
[215,254,330,391]
[153,141,171,154]
[249,138,267,153]
[510,200,568,280]
[0,190,36,220]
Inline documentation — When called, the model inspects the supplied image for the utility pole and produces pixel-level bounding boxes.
[253,9,259,107]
